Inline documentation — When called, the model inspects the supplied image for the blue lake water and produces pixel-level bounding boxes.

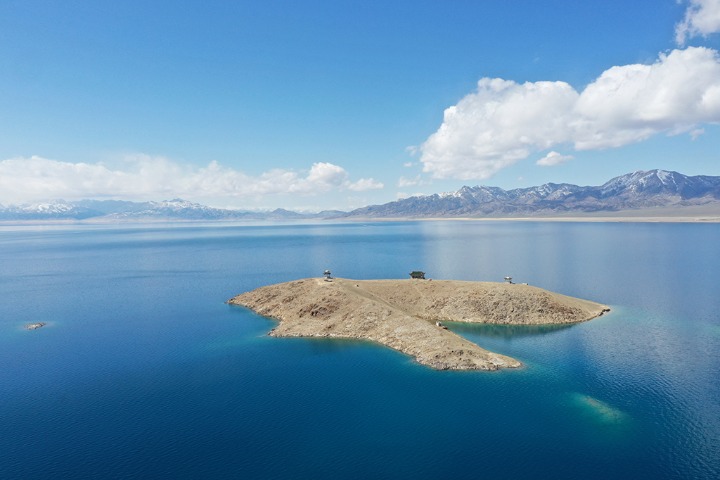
[1,221,718,479]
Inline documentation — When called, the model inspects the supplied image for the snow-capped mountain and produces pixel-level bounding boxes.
[101,198,248,220]
[344,170,720,218]
[0,200,102,220]
[0,198,339,221]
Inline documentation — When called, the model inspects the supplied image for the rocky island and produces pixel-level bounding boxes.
[25,322,47,330]
[229,278,610,371]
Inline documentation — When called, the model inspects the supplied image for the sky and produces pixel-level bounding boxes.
[1,0,720,211]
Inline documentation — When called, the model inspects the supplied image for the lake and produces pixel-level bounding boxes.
[1,221,718,479]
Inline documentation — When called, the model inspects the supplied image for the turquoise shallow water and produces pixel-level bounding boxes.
[0,221,718,479]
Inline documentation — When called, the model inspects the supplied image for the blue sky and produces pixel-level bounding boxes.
[1,0,720,210]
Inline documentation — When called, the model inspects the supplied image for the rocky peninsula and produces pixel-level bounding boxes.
[229,278,609,371]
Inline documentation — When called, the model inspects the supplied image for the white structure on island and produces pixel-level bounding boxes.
[504,276,513,284]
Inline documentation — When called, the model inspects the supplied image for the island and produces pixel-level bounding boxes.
[228,278,610,371]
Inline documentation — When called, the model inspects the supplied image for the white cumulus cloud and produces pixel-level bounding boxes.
[420,78,578,180]
[676,0,720,45]
[536,151,574,167]
[304,162,348,188]
[419,47,720,180]
[0,155,383,204]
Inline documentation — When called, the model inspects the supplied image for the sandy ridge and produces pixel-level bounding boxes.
[228,278,609,371]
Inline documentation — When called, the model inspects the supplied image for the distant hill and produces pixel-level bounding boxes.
[342,170,720,218]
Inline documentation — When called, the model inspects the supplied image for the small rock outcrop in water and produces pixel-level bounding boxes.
[25,322,47,330]
[228,278,610,371]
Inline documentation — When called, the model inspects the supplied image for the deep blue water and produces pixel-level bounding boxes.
[1,221,718,479]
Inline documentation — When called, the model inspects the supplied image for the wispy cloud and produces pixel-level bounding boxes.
[676,0,720,45]
[0,155,383,204]
[536,151,574,167]
[397,175,430,188]
[419,47,720,180]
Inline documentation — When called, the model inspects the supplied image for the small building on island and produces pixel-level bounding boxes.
[410,271,426,279]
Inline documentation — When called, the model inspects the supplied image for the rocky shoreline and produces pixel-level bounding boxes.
[229,278,609,371]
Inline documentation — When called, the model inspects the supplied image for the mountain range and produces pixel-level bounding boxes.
[345,169,720,218]
[0,198,342,221]
[1,170,719,221]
